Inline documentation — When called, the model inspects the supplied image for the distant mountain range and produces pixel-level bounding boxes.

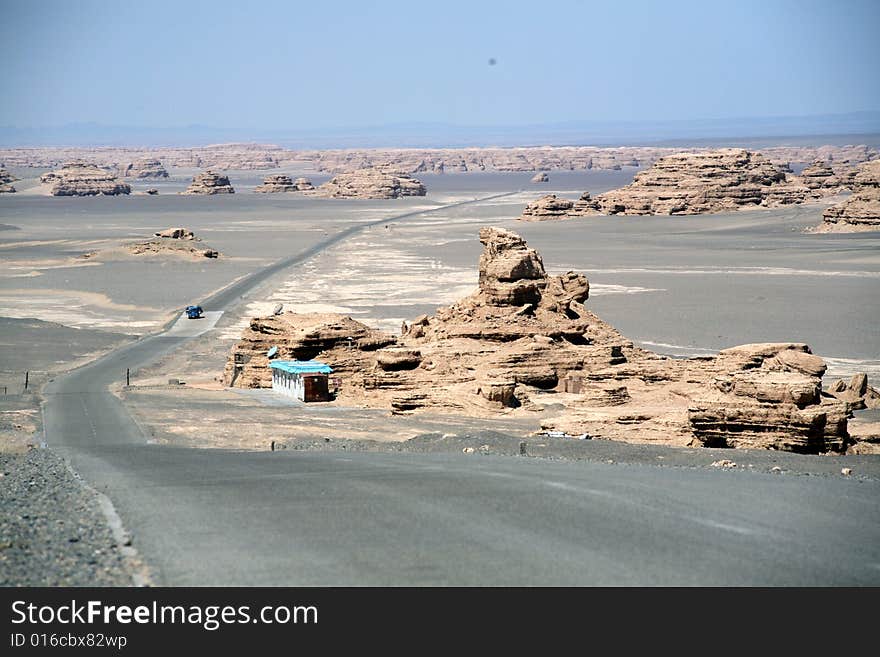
[1,111,879,149]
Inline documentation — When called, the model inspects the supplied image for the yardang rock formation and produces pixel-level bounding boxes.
[120,158,169,179]
[0,167,16,193]
[315,169,426,199]
[254,175,315,193]
[39,161,131,196]
[813,160,880,233]
[183,171,235,194]
[519,148,823,220]
[225,227,869,453]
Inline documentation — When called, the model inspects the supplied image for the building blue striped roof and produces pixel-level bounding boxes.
[269,360,333,375]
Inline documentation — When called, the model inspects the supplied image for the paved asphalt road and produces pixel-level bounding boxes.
[41,193,880,586]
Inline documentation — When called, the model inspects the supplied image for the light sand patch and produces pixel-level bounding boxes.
[0,288,163,333]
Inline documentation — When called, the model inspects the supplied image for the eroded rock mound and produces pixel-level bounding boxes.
[519,193,599,221]
[0,167,18,194]
[315,168,426,199]
[797,159,849,197]
[595,149,808,215]
[254,174,315,193]
[826,372,880,410]
[531,172,549,183]
[39,161,131,196]
[813,160,880,233]
[120,158,168,179]
[127,241,219,258]
[183,171,235,194]
[688,344,847,452]
[224,227,852,453]
[0,167,16,193]
[116,227,219,258]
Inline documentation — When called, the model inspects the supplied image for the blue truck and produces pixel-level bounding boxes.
[185,305,204,319]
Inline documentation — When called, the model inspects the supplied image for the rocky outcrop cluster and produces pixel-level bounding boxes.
[519,193,599,221]
[0,167,16,193]
[531,172,549,183]
[127,241,218,258]
[224,227,855,453]
[687,344,848,452]
[183,171,235,194]
[594,149,809,215]
[314,169,426,198]
[518,149,823,220]
[798,159,850,197]
[253,175,315,193]
[825,372,880,410]
[120,158,168,179]
[813,160,880,233]
[39,161,131,196]
[2,143,876,175]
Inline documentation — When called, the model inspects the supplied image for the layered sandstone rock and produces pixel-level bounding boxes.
[224,227,850,453]
[519,193,599,221]
[0,167,16,193]
[826,372,880,410]
[813,160,880,233]
[120,158,168,179]
[687,344,847,452]
[39,161,131,196]
[314,169,426,199]
[593,149,808,215]
[254,174,314,193]
[183,171,235,194]
[797,159,848,197]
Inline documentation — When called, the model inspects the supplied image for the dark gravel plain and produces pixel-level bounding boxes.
[0,448,133,586]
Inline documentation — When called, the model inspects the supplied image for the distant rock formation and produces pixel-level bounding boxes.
[826,372,880,410]
[183,171,235,195]
[224,226,852,453]
[120,158,168,179]
[253,174,315,193]
[0,167,16,193]
[314,169,426,199]
[154,227,195,240]
[531,172,549,183]
[126,228,218,258]
[811,160,880,233]
[39,161,131,196]
[2,143,877,177]
[519,193,599,221]
[594,149,809,215]
[797,159,849,197]
[127,241,219,258]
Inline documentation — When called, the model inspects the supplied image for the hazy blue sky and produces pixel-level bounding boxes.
[2,0,879,130]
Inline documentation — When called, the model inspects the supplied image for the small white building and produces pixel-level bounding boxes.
[269,360,333,402]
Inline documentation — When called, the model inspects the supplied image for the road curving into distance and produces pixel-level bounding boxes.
[41,192,880,585]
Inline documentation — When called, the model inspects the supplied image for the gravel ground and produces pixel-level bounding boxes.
[277,430,880,481]
[0,448,134,586]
